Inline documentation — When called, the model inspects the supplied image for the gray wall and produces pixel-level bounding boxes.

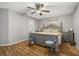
[9,10,38,43]
[39,14,73,32]
[58,14,73,32]
[73,4,79,49]
[0,8,38,44]
[0,8,9,44]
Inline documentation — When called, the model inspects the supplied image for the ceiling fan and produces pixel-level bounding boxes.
[27,3,50,15]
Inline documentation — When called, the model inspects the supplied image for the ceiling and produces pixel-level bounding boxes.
[0,2,78,19]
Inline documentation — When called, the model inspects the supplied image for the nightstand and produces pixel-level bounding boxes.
[62,32,75,45]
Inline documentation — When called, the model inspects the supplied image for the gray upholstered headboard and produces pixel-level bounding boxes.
[41,20,61,32]
[43,24,60,29]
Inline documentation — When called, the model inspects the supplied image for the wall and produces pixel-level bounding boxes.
[9,10,37,43]
[58,14,73,32]
[39,14,73,32]
[73,4,79,49]
[0,8,38,45]
[0,8,9,44]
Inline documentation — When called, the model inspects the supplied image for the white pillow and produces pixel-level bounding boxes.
[51,29,59,32]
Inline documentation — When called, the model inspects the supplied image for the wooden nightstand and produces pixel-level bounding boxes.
[62,32,75,46]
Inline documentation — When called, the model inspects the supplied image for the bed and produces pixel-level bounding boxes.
[30,20,62,52]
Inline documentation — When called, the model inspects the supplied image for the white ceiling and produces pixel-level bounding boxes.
[0,2,78,19]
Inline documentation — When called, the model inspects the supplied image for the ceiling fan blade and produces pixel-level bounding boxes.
[27,7,36,10]
[40,3,44,8]
[23,12,27,15]
[42,10,50,12]
[31,11,36,14]
[35,3,44,9]
[35,3,40,9]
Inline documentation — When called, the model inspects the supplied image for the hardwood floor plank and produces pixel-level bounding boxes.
[0,41,79,56]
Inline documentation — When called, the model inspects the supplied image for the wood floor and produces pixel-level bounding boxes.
[0,41,79,56]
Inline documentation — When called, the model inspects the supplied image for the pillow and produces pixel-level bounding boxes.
[51,29,59,33]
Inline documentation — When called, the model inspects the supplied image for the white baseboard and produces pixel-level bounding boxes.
[0,39,28,46]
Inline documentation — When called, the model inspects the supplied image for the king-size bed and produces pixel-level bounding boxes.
[29,20,63,52]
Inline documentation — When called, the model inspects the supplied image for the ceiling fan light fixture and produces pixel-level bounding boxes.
[36,10,41,13]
